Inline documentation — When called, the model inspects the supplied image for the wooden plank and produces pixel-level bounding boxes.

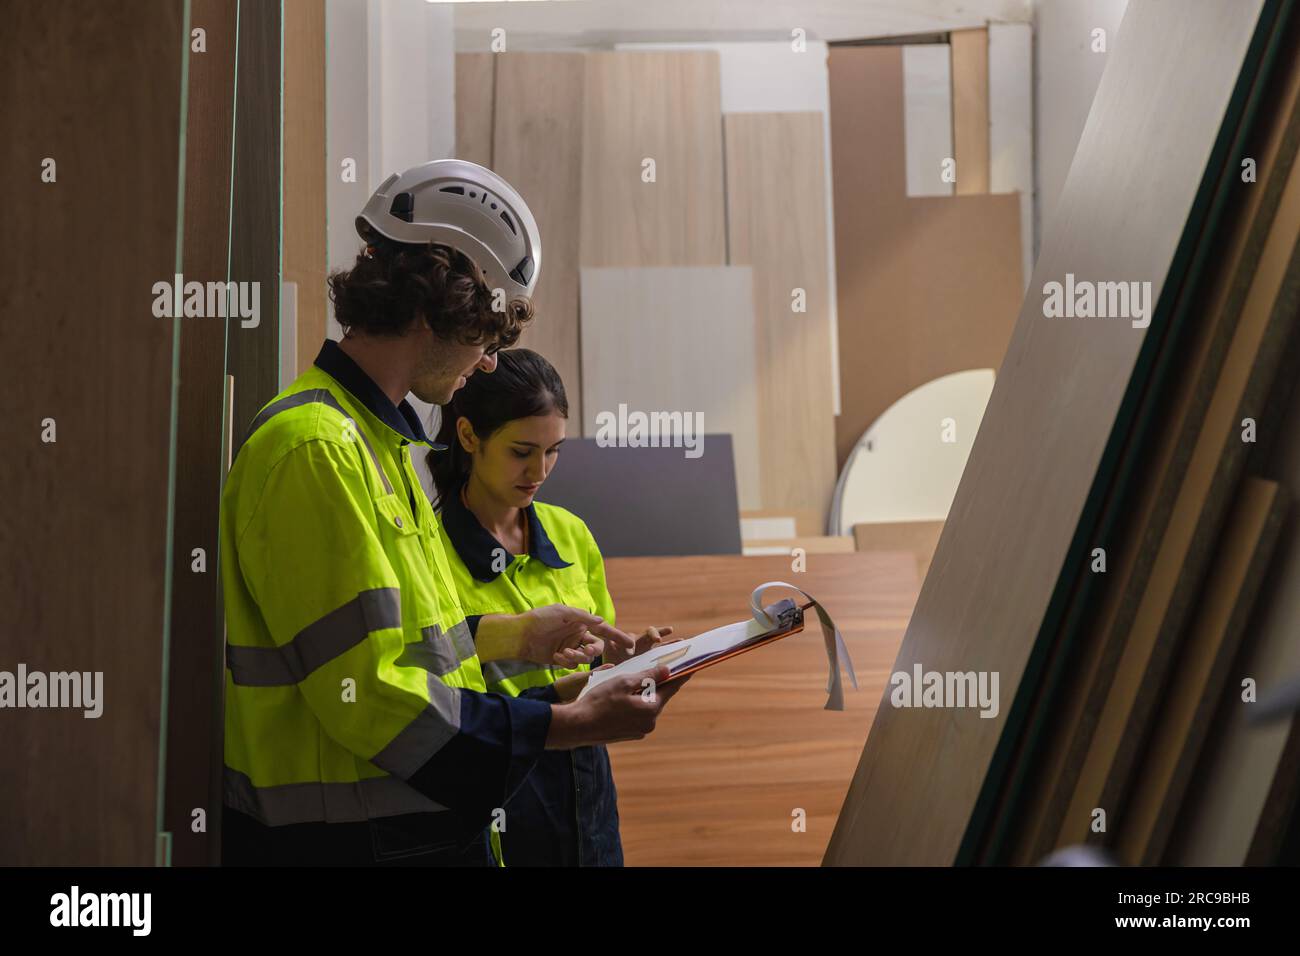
[579,51,726,267]
[226,0,282,436]
[579,266,762,510]
[454,52,495,167]
[1168,361,1300,866]
[741,508,825,538]
[163,0,237,869]
[0,0,183,864]
[604,553,919,866]
[829,45,1022,468]
[950,28,989,195]
[283,0,327,374]
[742,536,856,556]
[853,520,946,580]
[1008,9,1300,864]
[492,53,585,432]
[1116,479,1286,865]
[1054,58,1300,852]
[824,1,1268,866]
[725,112,837,518]
[902,45,954,197]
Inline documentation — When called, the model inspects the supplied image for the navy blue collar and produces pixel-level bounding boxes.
[439,482,572,582]
[314,338,445,448]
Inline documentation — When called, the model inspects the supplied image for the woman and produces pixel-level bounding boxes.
[427,348,668,866]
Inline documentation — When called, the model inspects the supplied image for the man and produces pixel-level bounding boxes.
[220,160,682,866]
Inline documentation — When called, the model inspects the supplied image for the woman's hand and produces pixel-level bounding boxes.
[600,625,672,667]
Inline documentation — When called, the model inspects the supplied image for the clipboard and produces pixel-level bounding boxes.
[651,598,809,683]
[579,581,856,709]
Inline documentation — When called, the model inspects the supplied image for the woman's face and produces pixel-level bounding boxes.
[459,412,566,508]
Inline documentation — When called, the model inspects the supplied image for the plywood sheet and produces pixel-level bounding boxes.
[283,0,327,374]
[951,28,990,195]
[580,266,762,510]
[824,0,1268,866]
[0,0,183,864]
[725,111,837,518]
[492,53,585,431]
[1116,478,1285,865]
[611,40,842,409]
[605,553,919,866]
[579,51,726,267]
[454,53,495,167]
[829,44,1022,468]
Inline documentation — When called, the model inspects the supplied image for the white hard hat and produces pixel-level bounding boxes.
[356,159,541,299]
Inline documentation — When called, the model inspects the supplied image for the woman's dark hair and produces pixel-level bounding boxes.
[327,238,533,347]
[428,348,568,509]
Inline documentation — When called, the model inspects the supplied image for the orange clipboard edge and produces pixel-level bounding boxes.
[657,599,811,684]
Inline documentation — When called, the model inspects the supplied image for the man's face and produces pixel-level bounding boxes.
[409,325,497,405]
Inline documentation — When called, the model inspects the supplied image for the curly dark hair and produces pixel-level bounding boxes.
[327,239,533,348]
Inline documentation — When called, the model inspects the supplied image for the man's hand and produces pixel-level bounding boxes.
[599,624,672,667]
[476,605,632,667]
[544,664,691,749]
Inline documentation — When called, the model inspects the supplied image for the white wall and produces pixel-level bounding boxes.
[1033,0,1130,254]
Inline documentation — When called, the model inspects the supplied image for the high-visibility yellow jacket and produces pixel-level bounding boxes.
[437,489,625,865]
[220,340,551,864]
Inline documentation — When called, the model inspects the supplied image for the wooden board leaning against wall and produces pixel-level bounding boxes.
[823,0,1270,866]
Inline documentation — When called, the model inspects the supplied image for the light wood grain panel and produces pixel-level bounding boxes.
[951,28,989,195]
[454,53,494,167]
[579,51,725,267]
[579,266,761,509]
[853,520,945,581]
[742,536,856,556]
[604,553,919,866]
[493,53,585,431]
[0,0,183,864]
[283,0,327,374]
[824,1,1267,866]
[1116,478,1285,865]
[725,111,837,519]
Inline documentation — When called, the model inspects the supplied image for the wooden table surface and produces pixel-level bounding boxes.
[602,552,919,866]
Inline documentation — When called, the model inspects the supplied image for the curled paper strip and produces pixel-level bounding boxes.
[750,581,858,711]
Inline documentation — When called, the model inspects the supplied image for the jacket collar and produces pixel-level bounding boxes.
[440,482,572,582]
[314,338,446,448]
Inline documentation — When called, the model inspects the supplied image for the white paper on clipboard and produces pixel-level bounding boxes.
[577,581,857,710]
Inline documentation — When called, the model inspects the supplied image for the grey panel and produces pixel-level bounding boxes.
[536,435,742,557]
